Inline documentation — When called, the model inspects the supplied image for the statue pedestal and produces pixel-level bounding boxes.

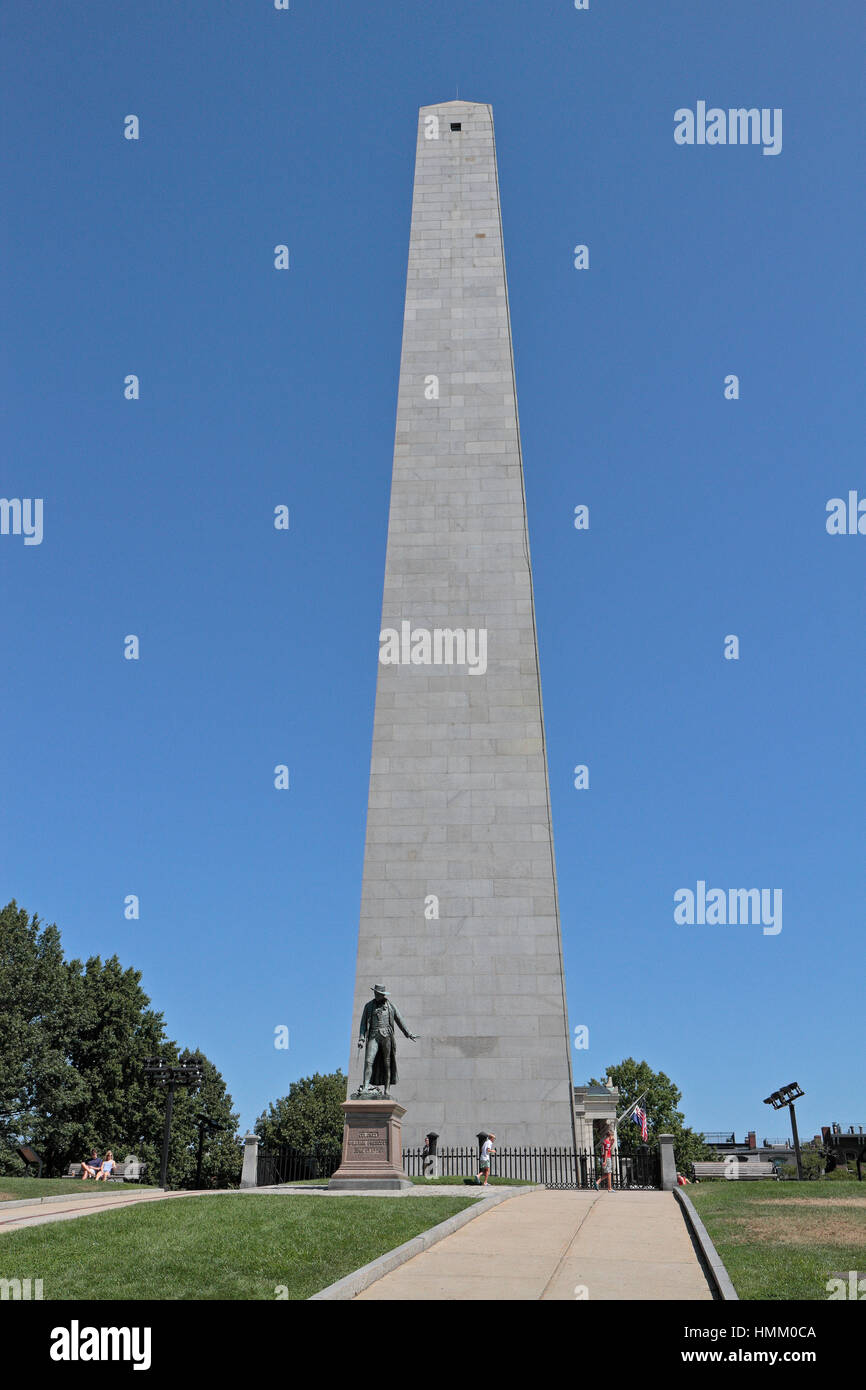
[328,1099,413,1191]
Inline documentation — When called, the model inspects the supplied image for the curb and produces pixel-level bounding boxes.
[309,1184,540,1300]
[674,1188,739,1300]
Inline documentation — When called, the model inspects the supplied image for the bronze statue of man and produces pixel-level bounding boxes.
[356,984,417,1098]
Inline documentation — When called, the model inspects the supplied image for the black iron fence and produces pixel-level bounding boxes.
[402,1145,661,1190]
[256,1143,341,1186]
[255,1142,662,1189]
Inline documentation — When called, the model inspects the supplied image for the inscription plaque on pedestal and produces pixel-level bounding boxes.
[328,1099,413,1192]
[348,1128,387,1158]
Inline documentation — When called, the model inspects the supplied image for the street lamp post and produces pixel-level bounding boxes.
[144,1056,205,1190]
[160,1083,175,1189]
[763,1082,806,1180]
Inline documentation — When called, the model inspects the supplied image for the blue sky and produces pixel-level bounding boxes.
[2,1,862,1144]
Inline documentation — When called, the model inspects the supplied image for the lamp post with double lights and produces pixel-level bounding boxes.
[144,1055,205,1189]
[763,1082,805,1180]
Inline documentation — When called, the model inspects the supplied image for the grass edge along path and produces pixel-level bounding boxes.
[0,1192,475,1300]
[688,1180,866,1300]
[0,1177,159,1204]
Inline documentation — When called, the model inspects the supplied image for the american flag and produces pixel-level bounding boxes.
[633,1106,648,1141]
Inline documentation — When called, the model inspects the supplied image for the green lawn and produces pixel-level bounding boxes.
[0,1193,474,1300]
[0,1177,159,1203]
[689,1179,866,1300]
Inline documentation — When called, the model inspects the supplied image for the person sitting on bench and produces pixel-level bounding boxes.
[94,1151,116,1182]
[81,1149,101,1180]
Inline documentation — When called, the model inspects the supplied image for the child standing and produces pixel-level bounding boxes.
[477,1133,496,1186]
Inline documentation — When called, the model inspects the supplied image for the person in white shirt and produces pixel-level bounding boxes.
[477,1133,496,1186]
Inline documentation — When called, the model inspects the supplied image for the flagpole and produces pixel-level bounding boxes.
[614,1091,648,1141]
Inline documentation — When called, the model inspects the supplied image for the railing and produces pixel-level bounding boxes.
[402,1145,661,1190]
[702,1133,737,1144]
[402,1145,477,1177]
[255,1142,663,1189]
[256,1144,341,1186]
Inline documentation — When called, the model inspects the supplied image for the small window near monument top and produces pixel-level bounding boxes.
[451,122,462,131]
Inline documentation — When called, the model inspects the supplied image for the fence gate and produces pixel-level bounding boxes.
[541,1146,662,1191]
[620,1146,662,1191]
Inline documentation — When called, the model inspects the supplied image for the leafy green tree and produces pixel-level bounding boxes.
[0,900,240,1183]
[801,1149,825,1178]
[164,1050,243,1189]
[255,1071,347,1156]
[590,1057,716,1174]
[778,1147,824,1180]
[57,952,169,1174]
[0,902,87,1173]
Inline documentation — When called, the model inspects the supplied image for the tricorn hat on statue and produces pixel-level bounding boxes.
[371,984,390,995]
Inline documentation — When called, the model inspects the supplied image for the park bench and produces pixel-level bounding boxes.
[694,1160,778,1180]
[17,1145,44,1179]
[65,1154,147,1183]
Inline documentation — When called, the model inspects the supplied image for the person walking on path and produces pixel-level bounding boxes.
[595,1125,614,1192]
[477,1133,495,1186]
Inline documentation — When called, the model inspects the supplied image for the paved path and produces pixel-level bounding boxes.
[0,1189,201,1233]
[355,1189,715,1300]
[0,1184,501,1234]
[0,1183,504,1235]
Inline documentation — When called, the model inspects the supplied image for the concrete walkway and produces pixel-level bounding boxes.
[355,1189,715,1300]
[0,1183,498,1234]
[0,1189,202,1233]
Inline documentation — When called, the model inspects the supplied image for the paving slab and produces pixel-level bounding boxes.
[356,1189,714,1301]
[0,1183,529,1235]
[0,1189,202,1233]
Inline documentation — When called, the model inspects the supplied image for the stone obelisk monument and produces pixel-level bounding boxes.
[349,101,576,1152]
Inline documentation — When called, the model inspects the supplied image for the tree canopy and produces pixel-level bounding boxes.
[0,901,241,1185]
[255,1071,347,1156]
[589,1057,716,1173]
